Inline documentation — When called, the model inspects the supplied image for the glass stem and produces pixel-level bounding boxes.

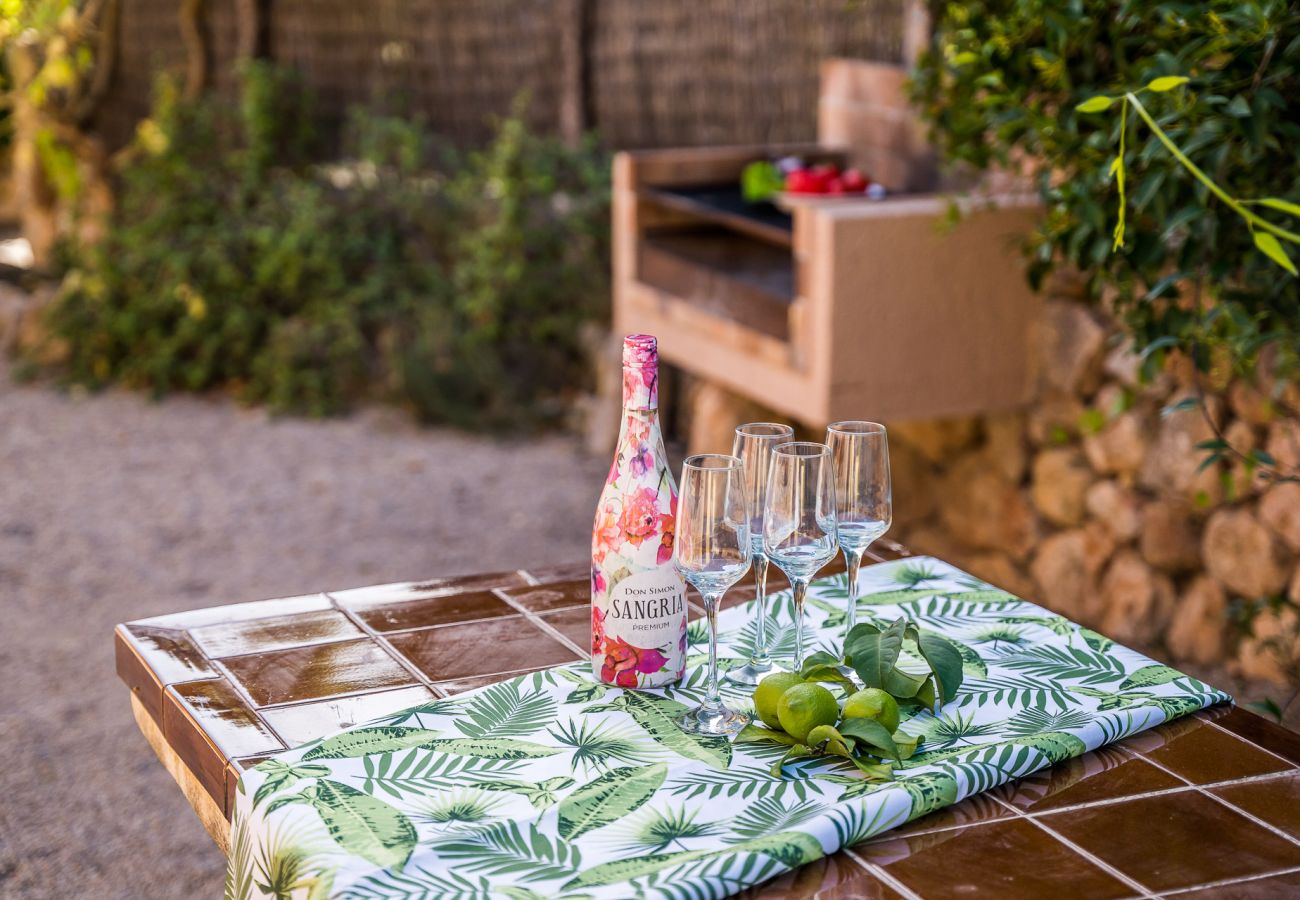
[702,591,723,710]
[844,548,863,644]
[750,553,771,666]
[791,578,809,671]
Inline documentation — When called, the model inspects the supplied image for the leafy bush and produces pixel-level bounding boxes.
[911,1,1300,392]
[40,63,610,427]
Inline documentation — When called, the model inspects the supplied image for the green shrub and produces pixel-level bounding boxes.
[40,63,610,427]
[910,1,1300,390]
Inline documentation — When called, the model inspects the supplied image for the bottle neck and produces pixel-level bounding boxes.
[622,363,658,413]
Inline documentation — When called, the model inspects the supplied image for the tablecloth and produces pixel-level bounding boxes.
[224,556,1229,900]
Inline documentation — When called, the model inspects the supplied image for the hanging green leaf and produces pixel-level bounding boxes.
[1075,95,1113,113]
[1248,198,1300,218]
[1145,75,1189,92]
[914,631,966,705]
[1253,231,1297,275]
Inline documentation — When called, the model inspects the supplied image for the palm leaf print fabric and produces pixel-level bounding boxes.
[225,557,1229,900]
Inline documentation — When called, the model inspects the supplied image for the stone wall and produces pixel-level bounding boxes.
[887,278,1300,685]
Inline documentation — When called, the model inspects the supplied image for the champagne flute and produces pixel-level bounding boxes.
[726,422,795,685]
[673,454,753,736]
[763,442,838,671]
[826,421,892,652]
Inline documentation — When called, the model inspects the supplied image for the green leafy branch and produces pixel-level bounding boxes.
[1077,75,1300,275]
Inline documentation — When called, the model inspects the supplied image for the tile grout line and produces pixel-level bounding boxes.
[494,586,589,659]
[1160,864,1300,896]
[838,848,925,900]
[204,655,290,750]
[989,794,1160,898]
[1199,711,1300,770]
[325,593,444,694]
[1133,749,1300,850]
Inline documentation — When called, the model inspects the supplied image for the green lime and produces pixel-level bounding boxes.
[752,672,805,730]
[842,687,900,733]
[777,683,840,743]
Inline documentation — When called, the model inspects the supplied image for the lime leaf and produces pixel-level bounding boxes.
[838,717,901,762]
[846,618,905,690]
[915,632,966,705]
[736,723,803,747]
[770,744,816,778]
[1075,95,1113,113]
[1146,75,1189,93]
[1253,231,1298,275]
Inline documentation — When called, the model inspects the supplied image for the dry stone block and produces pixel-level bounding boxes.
[1291,566,1300,604]
[982,412,1028,484]
[1167,576,1229,666]
[1027,392,1085,447]
[1229,381,1277,426]
[1083,410,1150,479]
[965,552,1037,600]
[1258,483,1300,553]
[1265,419,1300,473]
[1029,523,1116,622]
[1237,605,1299,684]
[1038,299,1108,396]
[1222,419,1261,499]
[1138,393,1222,506]
[1085,481,1142,542]
[1138,500,1201,574]
[1031,448,1094,527]
[1098,551,1175,646]
[686,380,772,456]
[888,438,936,530]
[891,417,980,465]
[1202,507,1293,599]
[938,454,1038,560]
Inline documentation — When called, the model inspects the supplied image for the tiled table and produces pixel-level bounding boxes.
[116,546,1300,898]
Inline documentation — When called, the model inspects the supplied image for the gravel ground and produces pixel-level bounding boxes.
[0,366,608,899]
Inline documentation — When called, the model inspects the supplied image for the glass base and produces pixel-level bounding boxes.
[725,658,788,686]
[676,703,751,737]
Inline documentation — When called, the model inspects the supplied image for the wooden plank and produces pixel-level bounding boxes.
[638,185,792,248]
[131,694,231,853]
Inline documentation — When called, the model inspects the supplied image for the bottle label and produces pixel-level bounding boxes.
[592,567,687,687]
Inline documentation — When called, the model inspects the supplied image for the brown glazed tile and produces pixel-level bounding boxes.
[1209,706,1300,768]
[191,609,364,658]
[740,851,901,899]
[1043,790,1300,892]
[1175,870,1300,898]
[861,818,1131,899]
[389,615,580,682]
[862,791,1010,841]
[994,747,1182,812]
[504,579,589,613]
[523,560,590,583]
[259,685,435,747]
[1129,717,1291,784]
[329,572,526,614]
[116,624,218,719]
[537,606,591,650]
[163,678,283,813]
[1211,772,1300,841]
[134,592,332,630]
[432,665,561,697]
[350,589,517,632]
[222,638,417,707]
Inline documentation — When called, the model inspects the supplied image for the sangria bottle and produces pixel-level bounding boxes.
[590,334,687,688]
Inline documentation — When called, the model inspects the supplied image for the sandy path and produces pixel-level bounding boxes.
[0,368,607,898]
